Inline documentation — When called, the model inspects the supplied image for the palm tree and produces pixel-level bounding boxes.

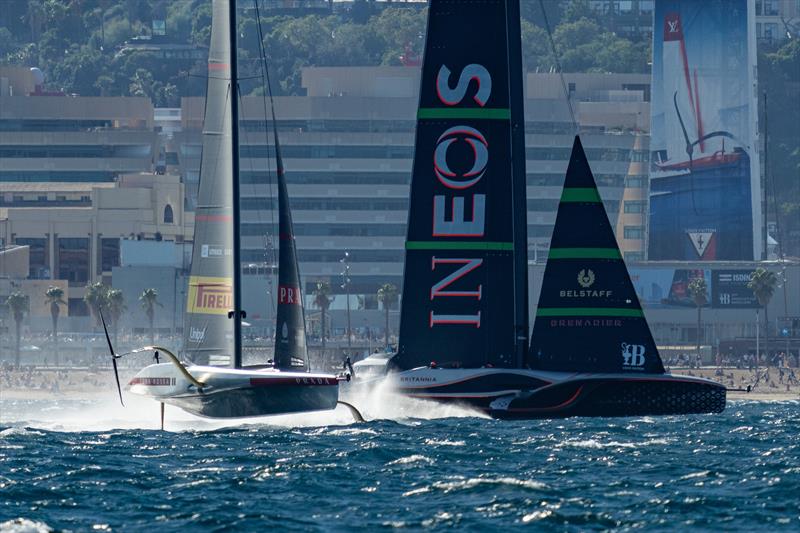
[687,277,708,363]
[139,288,162,345]
[44,286,66,366]
[748,268,777,368]
[84,281,108,328]
[6,292,29,369]
[376,283,399,349]
[312,281,331,358]
[106,289,127,345]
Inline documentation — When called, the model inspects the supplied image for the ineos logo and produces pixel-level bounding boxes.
[433,126,488,189]
[436,64,492,107]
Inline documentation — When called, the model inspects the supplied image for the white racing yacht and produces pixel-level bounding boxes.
[107,0,357,421]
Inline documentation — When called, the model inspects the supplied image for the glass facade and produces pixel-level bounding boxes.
[57,238,89,283]
[14,237,48,278]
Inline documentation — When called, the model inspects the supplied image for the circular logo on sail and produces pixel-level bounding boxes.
[433,126,488,189]
[577,269,595,288]
[281,322,288,339]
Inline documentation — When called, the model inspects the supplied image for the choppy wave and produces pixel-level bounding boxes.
[1,399,799,531]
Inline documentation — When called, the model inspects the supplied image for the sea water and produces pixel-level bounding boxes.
[1,394,798,532]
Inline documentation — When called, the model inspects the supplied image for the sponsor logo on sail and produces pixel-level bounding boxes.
[578,269,595,288]
[200,245,230,259]
[187,276,232,315]
[188,326,206,343]
[433,126,488,190]
[278,285,301,305]
[621,342,646,369]
[427,63,494,329]
[549,319,623,328]
[559,269,612,298]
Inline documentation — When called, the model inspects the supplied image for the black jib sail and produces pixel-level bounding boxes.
[272,127,309,371]
[183,0,235,364]
[393,0,528,370]
[528,136,665,374]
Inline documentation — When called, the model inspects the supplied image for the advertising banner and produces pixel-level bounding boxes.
[711,270,759,308]
[629,268,710,309]
[649,0,760,260]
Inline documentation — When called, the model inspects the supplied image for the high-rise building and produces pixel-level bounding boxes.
[0,67,160,185]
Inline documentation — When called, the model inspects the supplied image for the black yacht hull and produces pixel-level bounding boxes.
[345,361,726,419]
[487,376,726,419]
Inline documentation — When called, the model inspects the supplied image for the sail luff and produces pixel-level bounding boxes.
[528,136,665,374]
[505,0,529,367]
[273,127,309,371]
[228,0,243,368]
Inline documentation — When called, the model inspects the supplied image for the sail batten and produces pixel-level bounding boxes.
[393,0,527,370]
[528,136,665,375]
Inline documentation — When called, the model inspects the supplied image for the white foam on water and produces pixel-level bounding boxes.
[341,377,489,422]
[0,390,369,432]
[0,518,53,533]
[0,372,486,432]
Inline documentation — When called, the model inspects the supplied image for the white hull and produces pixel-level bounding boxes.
[128,363,339,418]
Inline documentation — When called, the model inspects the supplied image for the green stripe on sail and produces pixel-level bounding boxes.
[417,108,511,120]
[406,241,513,251]
[560,188,602,203]
[548,247,622,259]
[536,307,644,318]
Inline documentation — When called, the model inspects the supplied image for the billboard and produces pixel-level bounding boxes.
[711,270,759,308]
[629,268,710,309]
[649,0,761,261]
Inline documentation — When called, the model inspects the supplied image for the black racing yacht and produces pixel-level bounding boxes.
[346,0,725,418]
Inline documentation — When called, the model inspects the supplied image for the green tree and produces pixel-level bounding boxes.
[376,283,398,350]
[106,288,127,345]
[687,277,708,362]
[6,292,29,369]
[760,38,800,257]
[312,280,331,358]
[139,288,162,346]
[44,285,66,366]
[84,281,108,328]
[748,268,778,366]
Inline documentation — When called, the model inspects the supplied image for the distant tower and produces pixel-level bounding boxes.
[616,132,647,262]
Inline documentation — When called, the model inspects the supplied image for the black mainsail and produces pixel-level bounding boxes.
[272,124,309,371]
[183,0,236,364]
[393,0,528,370]
[528,136,665,374]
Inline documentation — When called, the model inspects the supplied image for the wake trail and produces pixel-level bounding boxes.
[1,380,486,433]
